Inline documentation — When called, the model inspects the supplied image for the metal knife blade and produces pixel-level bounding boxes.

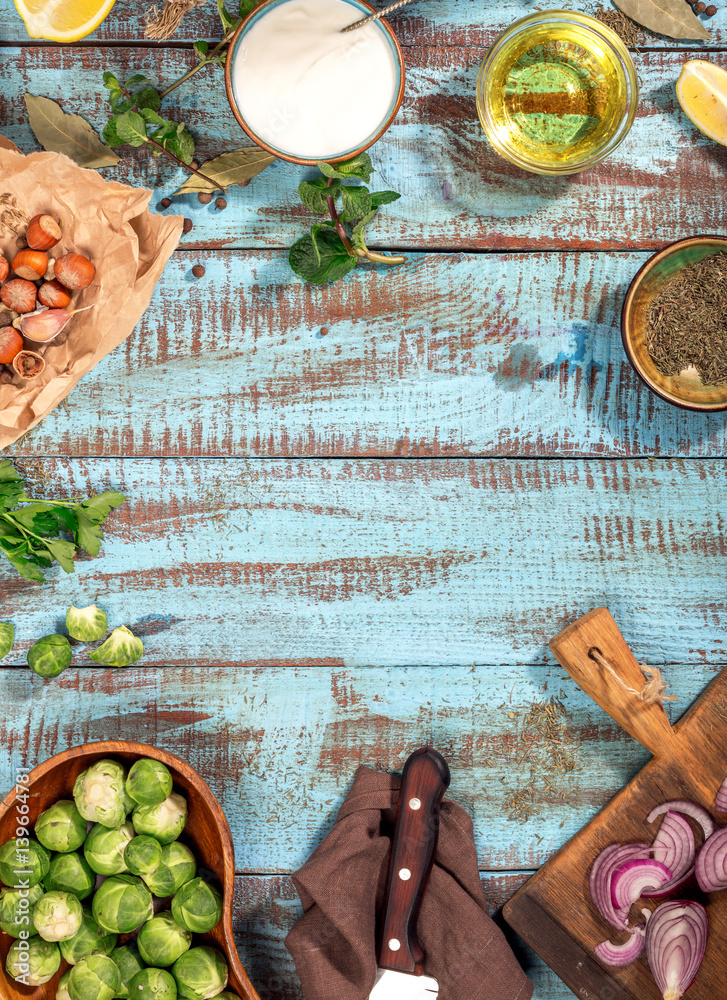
[368,747,451,1000]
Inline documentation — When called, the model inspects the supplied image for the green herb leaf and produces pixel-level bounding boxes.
[102,118,123,147]
[340,185,372,222]
[193,40,209,58]
[351,210,377,250]
[217,0,242,32]
[317,153,373,182]
[289,229,357,285]
[299,178,334,214]
[114,110,149,147]
[173,147,275,194]
[24,94,121,168]
[135,87,162,111]
[140,108,168,128]
[371,190,400,208]
[124,74,149,87]
[103,71,120,90]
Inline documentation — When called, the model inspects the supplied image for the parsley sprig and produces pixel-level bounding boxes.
[0,461,125,582]
[290,154,406,285]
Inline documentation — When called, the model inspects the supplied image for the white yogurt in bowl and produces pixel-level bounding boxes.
[226,0,404,163]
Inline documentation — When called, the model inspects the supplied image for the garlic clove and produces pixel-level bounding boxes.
[20,306,68,343]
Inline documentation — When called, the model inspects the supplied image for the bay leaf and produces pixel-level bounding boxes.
[173,148,275,195]
[613,0,711,39]
[25,94,121,168]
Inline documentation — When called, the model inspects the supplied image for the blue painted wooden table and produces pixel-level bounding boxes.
[1,0,726,996]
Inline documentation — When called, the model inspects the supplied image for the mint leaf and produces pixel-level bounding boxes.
[103,118,123,147]
[217,0,241,31]
[114,111,148,146]
[351,210,377,250]
[299,178,333,215]
[371,190,400,208]
[124,74,149,87]
[193,40,208,58]
[103,71,120,89]
[317,153,373,182]
[135,87,161,111]
[340,185,372,222]
[289,229,357,284]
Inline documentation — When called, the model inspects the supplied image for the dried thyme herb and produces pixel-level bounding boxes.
[646,251,727,385]
[592,3,646,44]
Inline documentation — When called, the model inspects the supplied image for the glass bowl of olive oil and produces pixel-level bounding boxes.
[477,10,639,175]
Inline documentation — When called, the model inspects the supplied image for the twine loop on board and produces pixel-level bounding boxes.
[588,648,677,706]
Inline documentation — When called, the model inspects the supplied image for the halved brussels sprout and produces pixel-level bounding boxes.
[32,890,84,942]
[0,622,13,660]
[90,626,144,666]
[129,967,178,1000]
[143,842,196,897]
[133,792,188,845]
[127,758,173,807]
[27,633,72,678]
[0,837,51,887]
[125,835,163,877]
[6,937,61,985]
[0,883,44,937]
[171,877,223,934]
[68,953,120,1000]
[172,946,229,1000]
[84,820,134,876]
[73,759,129,828]
[35,799,88,853]
[92,874,153,934]
[57,968,72,1000]
[138,911,192,967]
[46,851,95,900]
[110,943,146,999]
[59,908,117,965]
[66,604,108,642]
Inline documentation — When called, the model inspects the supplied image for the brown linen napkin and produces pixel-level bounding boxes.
[286,766,533,1000]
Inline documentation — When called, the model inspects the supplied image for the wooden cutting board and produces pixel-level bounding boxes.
[503,607,727,1000]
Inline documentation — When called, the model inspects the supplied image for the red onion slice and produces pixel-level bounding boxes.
[646,900,708,1000]
[590,843,651,930]
[715,777,727,813]
[646,811,696,897]
[646,801,714,841]
[611,859,673,910]
[695,825,727,893]
[595,927,646,968]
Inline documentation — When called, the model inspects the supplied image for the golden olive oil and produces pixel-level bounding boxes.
[482,17,631,171]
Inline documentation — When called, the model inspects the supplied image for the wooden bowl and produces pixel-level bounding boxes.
[0,741,259,1000]
[621,235,727,411]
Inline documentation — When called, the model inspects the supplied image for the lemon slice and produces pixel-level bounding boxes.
[14,0,116,41]
[676,59,727,147]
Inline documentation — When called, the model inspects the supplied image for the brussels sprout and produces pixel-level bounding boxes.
[6,937,61,986]
[110,943,146,999]
[84,820,135,876]
[0,621,13,660]
[0,837,51,887]
[27,633,72,678]
[66,603,108,642]
[90,626,144,666]
[137,910,192,967]
[46,851,95,900]
[125,835,163,877]
[133,793,188,846]
[68,953,120,1000]
[32,890,84,942]
[35,799,88,853]
[129,967,178,1000]
[171,877,223,934]
[127,758,173,807]
[0,883,44,936]
[73,759,129,828]
[92,874,153,934]
[57,968,73,1000]
[59,909,117,965]
[144,842,196,897]
[171,946,228,1000]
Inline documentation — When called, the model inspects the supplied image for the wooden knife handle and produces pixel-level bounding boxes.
[378,747,450,975]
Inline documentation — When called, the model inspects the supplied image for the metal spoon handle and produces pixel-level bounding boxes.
[341,0,414,32]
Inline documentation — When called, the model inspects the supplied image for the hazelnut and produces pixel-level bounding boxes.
[43,259,56,282]
[694,2,706,9]
[0,327,23,364]
[0,255,8,284]
[215,197,227,210]
[38,280,72,309]
[0,278,37,314]
[705,3,717,12]
[183,219,193,234]
[54,252,95,290]
[12,249,48,281]
[12,350,45,380]
[192,264,206,278]
[26,214,62,251]
[198,192,212,204]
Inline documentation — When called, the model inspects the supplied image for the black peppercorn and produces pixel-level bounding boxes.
[215,197,227,210]
[160,197,171,208]
[183,218,193,234]
[198,192,213,204]
[192,264,206,278]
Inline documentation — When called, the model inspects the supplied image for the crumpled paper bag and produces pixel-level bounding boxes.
[0,135,183,449]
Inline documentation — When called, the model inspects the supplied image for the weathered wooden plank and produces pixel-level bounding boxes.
[0,0,723,48]
[0,458,725,665]
[0,663,718,871]
[5,250,727,459]
[2,48,726,250]
[232,873,566,1000]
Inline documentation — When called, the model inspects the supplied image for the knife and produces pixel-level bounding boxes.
[369,747,451,1000]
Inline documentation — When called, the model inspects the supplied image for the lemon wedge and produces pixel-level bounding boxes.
[14,0,116,41]
[676,59,727,147]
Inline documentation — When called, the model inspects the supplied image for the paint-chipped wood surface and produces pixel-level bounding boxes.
[1,0,726,997]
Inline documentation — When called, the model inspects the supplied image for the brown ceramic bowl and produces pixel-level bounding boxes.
[224,0,405,165]
[0,741,259,1000]
[621,235,727,411]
